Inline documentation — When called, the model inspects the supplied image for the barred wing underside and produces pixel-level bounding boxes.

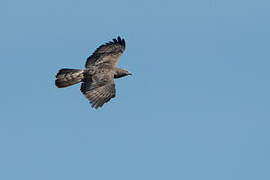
[80,72,116,109]
[85,36,125,67]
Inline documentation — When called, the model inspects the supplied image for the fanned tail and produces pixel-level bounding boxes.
[55,68,84,88]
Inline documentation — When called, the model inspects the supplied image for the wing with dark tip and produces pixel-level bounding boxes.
[80,74,116,109]
[85,36,126,68]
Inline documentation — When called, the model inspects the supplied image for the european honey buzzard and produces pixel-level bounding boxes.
[55,36,131,109]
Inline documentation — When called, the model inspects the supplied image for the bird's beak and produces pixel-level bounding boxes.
[128,72,132,75]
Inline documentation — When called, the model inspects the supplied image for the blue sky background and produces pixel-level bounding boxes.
[1,0,269,179]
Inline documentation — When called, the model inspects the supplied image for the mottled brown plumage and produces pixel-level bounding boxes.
[55,36,131,109]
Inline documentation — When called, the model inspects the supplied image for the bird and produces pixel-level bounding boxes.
[55,36,131,109]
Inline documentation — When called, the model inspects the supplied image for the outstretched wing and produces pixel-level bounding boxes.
[80,73,116,109]
[85,36,125,68]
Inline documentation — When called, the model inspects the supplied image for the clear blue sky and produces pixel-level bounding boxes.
[1,0,269,179]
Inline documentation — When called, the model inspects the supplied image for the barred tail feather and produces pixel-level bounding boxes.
[55,68,84,88]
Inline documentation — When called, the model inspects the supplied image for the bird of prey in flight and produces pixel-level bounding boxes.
[55,36,131,109]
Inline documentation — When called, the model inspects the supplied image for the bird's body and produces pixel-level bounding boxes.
[55,37,131,109]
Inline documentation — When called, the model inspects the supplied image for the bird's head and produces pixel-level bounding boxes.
[114,68,132,79]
